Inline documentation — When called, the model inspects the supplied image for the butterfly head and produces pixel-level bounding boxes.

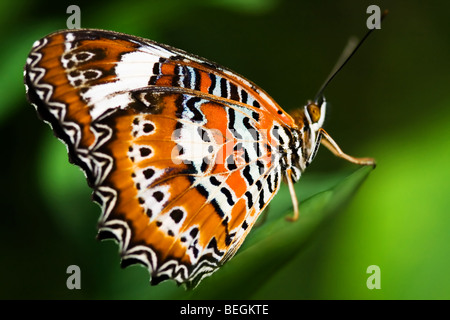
[286,96,326,176]
[305,96,326,132]
[303,96,326,166]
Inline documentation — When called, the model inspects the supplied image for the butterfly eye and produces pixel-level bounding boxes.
[307,103,321,123]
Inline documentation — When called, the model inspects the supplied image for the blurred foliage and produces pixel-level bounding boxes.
[1,0,450,299]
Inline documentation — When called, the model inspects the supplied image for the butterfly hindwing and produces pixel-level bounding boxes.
[92,88,284,287]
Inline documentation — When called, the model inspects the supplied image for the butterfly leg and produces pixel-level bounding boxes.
[285,169,300,222]
[319,128,376,167]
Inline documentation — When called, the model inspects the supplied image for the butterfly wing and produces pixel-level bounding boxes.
[95,88,285,287]
[24,29,292,287]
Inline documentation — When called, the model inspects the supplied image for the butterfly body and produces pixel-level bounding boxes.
[25,29,371,288]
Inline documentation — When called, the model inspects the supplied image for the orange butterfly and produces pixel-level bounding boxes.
[25,29,375,288]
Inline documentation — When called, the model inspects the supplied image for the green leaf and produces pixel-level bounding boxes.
[186,165,374,299]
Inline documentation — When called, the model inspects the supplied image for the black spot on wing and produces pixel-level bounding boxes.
[244,191,253,209]
[153,191,164,202]
[208,73,217,95]
[220,77,228,98]
[194,68,201,91]
[210,176,221,186]
[252,111,260,122]
[243,166,254,185]
[185,97,204,122]
[267,173,274,193]
[240,89,248,104]
[227,108,242,138]
[140,147,152,157]
[221,187,235,206]
[143,168,155,179]
[229,82,239,101]
[210,198,225,218]
[190,227,199,238]
[226,155,237,171]
[182,66,192,89]
[200,157,209,173]
[143,123,154,133]
[256,160,265,175]
[243,117,259,141]
[258,189,266,210]
[170,208,184,223]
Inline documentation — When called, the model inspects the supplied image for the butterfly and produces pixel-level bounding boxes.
[24,29,375,289]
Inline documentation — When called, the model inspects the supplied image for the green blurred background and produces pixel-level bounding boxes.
[1,0,450,299]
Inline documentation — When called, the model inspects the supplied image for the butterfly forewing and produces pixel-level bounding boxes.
[25,29,294,288]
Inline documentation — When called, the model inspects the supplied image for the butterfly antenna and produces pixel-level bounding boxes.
[314,9,388,103]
